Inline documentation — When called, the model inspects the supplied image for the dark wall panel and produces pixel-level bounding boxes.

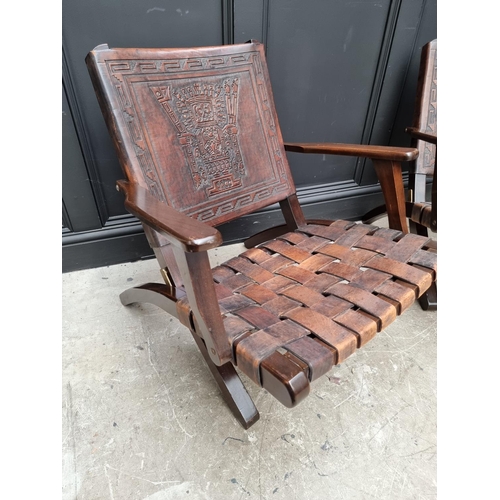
[234,0,265,44]
[265,0,392,188]
[62,83,101,232]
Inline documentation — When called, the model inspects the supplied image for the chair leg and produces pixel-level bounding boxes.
[418,281,437,311]
[408,221,438,311]
[120,282,181,317]
[409,219,430,237]
[190,331,260,429]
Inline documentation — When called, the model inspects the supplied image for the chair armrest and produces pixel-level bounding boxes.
[405,127,437,145]
[284,142,418,162]
[284,141,414,233]
[116,180,223,252]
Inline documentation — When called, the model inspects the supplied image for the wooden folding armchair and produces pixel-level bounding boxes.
[363,39,437,309]
[86,41,437,429]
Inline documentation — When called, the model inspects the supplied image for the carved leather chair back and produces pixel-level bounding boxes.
[86,42,296,228]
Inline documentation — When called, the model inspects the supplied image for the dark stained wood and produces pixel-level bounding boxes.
[119,282,185,319]
[417,281,437,310]
[117,180,222,252]
[142,226,184,288]
[86,41,437,429]
[260,352,310,408]
[284,142,418,162]
[189,331,260,430]
[405,127,437,144]
[172,247,233,366]
[431,152,437,233]
[372,160,409,233]
[279,194,307,229]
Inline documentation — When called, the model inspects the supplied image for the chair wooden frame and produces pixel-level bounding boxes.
[86,41,437,428]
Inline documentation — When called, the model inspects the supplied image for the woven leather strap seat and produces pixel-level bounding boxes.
[187,220,436,391]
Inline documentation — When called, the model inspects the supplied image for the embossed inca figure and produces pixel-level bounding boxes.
[151,78,245,196]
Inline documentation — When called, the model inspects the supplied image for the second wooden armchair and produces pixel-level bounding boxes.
[363,39,437,309]
[86,41,437,429]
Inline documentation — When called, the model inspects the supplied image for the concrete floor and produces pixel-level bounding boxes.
[62,231,437,500]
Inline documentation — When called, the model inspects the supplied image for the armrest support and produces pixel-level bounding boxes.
[118,180,231,365]
[284,141,414,233]
[372,160,408,233]
[284,142,418,162]
[117,180,223,252]
[405,127,437,145]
